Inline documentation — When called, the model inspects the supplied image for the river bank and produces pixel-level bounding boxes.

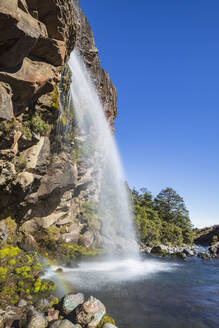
[140,242,219,259]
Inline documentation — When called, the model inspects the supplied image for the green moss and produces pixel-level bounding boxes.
[0,118,17,133]
[51,84,60,109]
[33,277,56,294]
[0,244,56,308]
[22,254,33,265]
[32,262,43,271]
[0,246,20,259]
[0,267,8,280]
[62,243,103,257]
[16,266,32,279]
[9,259,16,265]
[23,112,51,136]
[4,217,17,244]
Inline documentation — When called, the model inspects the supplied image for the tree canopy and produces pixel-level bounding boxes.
[130,186,194,246]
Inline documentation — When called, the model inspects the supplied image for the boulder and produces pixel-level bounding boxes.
[209,242,219,257]
[183,248,194,257]
[151,245,168,254]
[61,293,85,315]
[48,308,59,322]
[75,296,105,328]
[198,251,211,260]
[26,308,48,328]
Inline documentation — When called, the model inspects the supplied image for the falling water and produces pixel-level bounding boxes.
[68,50,137,252]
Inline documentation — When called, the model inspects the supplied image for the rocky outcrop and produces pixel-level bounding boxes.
[0,0,117,253]
[195,225,219,246]
[0,0,75,117]
[72,0,117,127]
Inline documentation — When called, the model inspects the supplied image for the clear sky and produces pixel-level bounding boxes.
[79,0,219,228]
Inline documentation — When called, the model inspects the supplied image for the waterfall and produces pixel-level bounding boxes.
[68,50,138,253]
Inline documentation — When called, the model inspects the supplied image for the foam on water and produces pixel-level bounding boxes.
[43,258,180,291]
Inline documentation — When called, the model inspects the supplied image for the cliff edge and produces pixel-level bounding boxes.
[0,0,117,254]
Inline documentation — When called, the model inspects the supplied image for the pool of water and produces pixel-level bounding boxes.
[44,255,219,328]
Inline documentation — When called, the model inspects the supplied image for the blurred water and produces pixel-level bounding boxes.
[67,51,137,252]
[45,256,219,328]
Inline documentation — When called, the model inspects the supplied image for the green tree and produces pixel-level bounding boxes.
[154,187,193,244]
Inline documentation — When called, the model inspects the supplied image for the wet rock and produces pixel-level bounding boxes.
[75,296,105,327]
[26,308,48,328]
[50,319,75,328]
[198,251,211,260]
[79,231,95,248]
[151,245,168,254]
[183,248,194,257]
[179,252,187,260]
[61,293,85,315]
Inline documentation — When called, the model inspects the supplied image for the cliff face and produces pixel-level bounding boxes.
[0,0,117,252]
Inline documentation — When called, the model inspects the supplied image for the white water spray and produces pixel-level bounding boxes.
[68,51,137,252]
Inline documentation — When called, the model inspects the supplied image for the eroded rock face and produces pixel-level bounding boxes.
[0,0,117,253]
[0,0,75,117]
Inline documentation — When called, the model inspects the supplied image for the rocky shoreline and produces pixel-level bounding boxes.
[0,292,117,328]
[140,242,219,260]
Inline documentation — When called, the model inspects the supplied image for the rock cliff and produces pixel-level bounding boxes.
[0,0,117,254]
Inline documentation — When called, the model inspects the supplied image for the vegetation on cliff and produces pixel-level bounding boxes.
[130,187,194,246]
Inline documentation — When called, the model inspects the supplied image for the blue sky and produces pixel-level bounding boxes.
[79,0,219,228]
